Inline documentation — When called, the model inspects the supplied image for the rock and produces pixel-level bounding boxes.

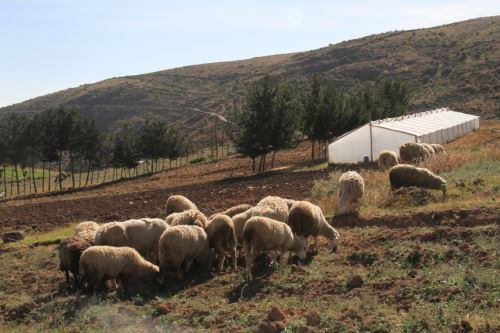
[346,275,364,290]
[267,306,286,322]
[306,311,321,327]
[2,231,25,243]
[257,321,284,333]
[451,320,473,333]
[407,270,417,278]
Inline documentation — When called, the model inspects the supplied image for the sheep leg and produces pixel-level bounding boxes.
[216,252,226,272]
[231,248,237,271]
[245,246,255,281]
[65,271,71,291]
[73,273,79,292]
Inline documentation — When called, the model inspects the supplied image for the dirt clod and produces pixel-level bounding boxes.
[267,306,286,322]
[346,275,364,290]
[306,311,321,327]
[258,321,284,333]
[451,320,473,333]
[2,231,25,243]
[298,325,317,333]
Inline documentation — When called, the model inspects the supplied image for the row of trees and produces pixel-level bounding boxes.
[0,108,188,196]
[232,75,410,170]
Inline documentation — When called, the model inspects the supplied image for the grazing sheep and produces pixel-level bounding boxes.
[399,142,431,163]
[420,143,435,155]
[205,214,237,271]
[95,219,169,262]
[165,195,197,216]
[169,209,209,229]
[337,171,365,216]
[58,236,91,291]
[158,225,211,282]
[288,201,340,253]
[431,144,446,154]
[378,150,399,171]
[242,216,308,280]
[251,196,289,223]
[216,204,253,218]
[74,221,99,245]
[232,208,254,255]
[78,246,159,296]
[389,164,447,195]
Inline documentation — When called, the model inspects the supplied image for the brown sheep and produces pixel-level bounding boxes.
[58,236,91,291]
[205,214,237,271]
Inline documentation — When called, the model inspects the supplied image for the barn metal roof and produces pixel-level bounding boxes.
[371,108,479,137]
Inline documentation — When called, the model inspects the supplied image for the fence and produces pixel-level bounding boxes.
[0,144,235,200]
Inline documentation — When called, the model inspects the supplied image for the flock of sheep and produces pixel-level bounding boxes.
[57,140,447,298]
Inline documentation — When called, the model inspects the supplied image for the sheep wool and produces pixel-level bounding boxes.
[242,216,307,280]
[218,204,253,218]
[288,201,340,252]
[251,196,289,223]
[420,143,435,155]
[378,150,399,171]
[165,195,198,216]
[169,209,209,229]
[205,214,237,271]
[337,171,365,216]
[399,142,431,163]
[74,221,99,245]
[79,246,159,296]
[158,225,211,282]
[389,164,447,195]
[431,144,446,154]
[232,208,254,252]
[58,236,91,291]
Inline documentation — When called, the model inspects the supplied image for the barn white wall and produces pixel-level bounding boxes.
[372,126,416,159]
[328,124,371,163]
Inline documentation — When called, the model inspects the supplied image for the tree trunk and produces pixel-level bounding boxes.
[252,158,256,173]
[78,159,83,187]
[102,168,107,183]
[22,168,27,195]
[311,140,315,160]
[14,164,20,195]
[85,162,91,186]
[120,168,123,179]
[58,150,63,191]
[96,168,100,184]
[169,159,172,168]
[41,161,45,192]
[90,165,94,184]
[112,168,116,181]
[31,157,38,193]
[271,150,277,169]
[70,153,75,188]
[48,162,51,192]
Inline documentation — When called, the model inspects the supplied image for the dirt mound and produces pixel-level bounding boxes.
[388,187,437,207]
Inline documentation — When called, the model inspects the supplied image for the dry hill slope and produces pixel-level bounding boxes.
[1,16,498,143]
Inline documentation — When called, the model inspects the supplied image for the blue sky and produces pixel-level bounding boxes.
[1,0,499,107]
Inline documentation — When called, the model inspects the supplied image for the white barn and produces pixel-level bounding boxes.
[327,108,480,164]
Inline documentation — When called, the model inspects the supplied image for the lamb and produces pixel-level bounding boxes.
[58,236,91,291]
[389,164,447,195]
[165,194,198,216]
[378,150,399,171]
[287,201,340,253]
[205,214,237,271]
[431,144,445,154]
[420,143,435,155]
[169,209,209,229]
[74,221,99,244]
[95,218,169,262]
[158,225,212,282]
[78,246,159,296]
[399,142,431,163]
[242,216,308,280]
[251,196,290,223]
[337,171,364,216]
[232,208,254,255]
[215,204,253,218]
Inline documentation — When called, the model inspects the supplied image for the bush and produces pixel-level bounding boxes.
[189,156,207,164]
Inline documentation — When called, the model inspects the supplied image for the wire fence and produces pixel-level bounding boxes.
[0,144,234,200]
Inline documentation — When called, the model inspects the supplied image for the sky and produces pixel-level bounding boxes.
[1,0,499,107]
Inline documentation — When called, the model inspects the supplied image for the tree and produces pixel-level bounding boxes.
[3,114,29,195]
[138,120,169,173]
[232,75,300,172]
[110,124,138,175]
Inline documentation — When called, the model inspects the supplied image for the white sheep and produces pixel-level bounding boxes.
[205,214,237,271]
[378,150,398,171]
[389,164,447,195]
[158,225,212,282]
[212,204,253,218]
[232,208,254,256]
[168,209,209,229]
[242,216,308,280]
[287,201,340,253]
[431,144,446,154]
[399,142,431,163]
[74,221,99,245]
[337,171,364,216]
[165,194,198,216]
[251,196,289,223]
[95,218,169,262]
[58,236,91,291]
[420,143,435,155]
[78,246,159,296]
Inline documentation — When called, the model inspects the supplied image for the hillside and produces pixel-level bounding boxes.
[1,16,499,143]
